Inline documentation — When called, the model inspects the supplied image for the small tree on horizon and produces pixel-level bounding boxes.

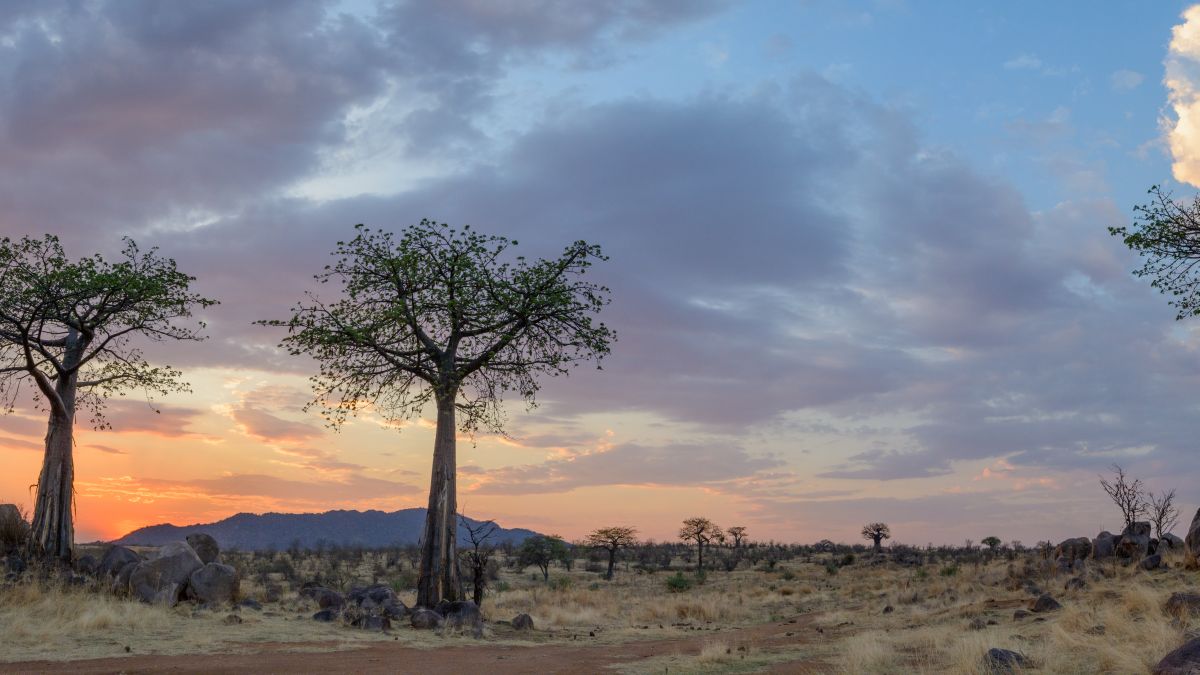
[861,522,891,553]
[518,534,569,582]
[584,526,638,580]
[679,517,722,574]
[1099,464,1146,531]
[981,536,1002,553]
[0,235,215,562]
[264,221,614,607]
[726,526,748,549]
[1149,488,1180,541]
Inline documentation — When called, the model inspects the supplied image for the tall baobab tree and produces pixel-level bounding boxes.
[0,235,215,561]
[861,522,891,553]
[584,526,638,580]
[264,221,614,606]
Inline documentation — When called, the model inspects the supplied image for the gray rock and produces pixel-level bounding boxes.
[1187,509,1200,562]
[1053,537,1092,562]
[1142,553,1164,571]
[984,648,1031,674]
[353,615,391,631]
[1064,577,1086,591]
[185,533,220,564]
[187,563,239,606]
[1013,609,1030,621]
[1163,533,1186,550]
[0,504,27,554]
[512,613,534,630]
[1165,593,1200,618]
[239,598,263,611]
[440,600,483,632]
[381,601,408,620]
[99,546,141,578]
[1032,594,1061,613]
[1118,521,1153,560]
[129,542,203,606]
[73,554,98,576]
[1154,637,1200,675]
[410,608,443,629]
[1092,531,1117,560]
[113,561,138,595]
[968,617,988,630]
[312,609,339,622]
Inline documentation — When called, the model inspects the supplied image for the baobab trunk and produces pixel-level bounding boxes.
[29,389,76,562]
[605,549,616,580]
[873,536,882,554]
[416,396,461,607]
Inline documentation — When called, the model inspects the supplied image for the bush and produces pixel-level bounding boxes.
[781,569,796,581]
[940,565,959,577]
[494,580,511,593]
[824,562,839,576]
[666,572,693,592]
[548,576,572,591]
[841,552,856,566]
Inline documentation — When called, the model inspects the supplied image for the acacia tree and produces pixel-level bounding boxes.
[981,536,1002,553]
[0,235,214,561]
[264,221,613,606]
[679,517,722,573]
[861,522,891,553]
[518,534,569,582]
[584,526,638,580]
[725,526,748,549]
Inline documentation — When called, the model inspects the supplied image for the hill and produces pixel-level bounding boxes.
[111,508,540,551]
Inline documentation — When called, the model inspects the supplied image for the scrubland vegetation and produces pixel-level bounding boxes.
[4,532,1200,673]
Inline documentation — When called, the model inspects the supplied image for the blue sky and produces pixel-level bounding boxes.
[3,1,1200,545]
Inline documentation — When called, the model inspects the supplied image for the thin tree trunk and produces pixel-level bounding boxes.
[697,541,703,573]
[416,397,460,607]
[606,549,616,580]
[29,406,75,562]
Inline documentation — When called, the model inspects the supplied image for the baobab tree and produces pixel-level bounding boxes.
[0,235,214,561]
[264,221,613,606]
[679,517,723,573]
[584,526,638,580]
[1111,186,1200,320]
[726,526,748,549]
[861,522,891,553]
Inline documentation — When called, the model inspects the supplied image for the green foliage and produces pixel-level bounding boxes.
[781,569,796,581]
[981,536,1002,552]
[1110,185,1200,320]
[0,234,216,426]
[915,568,929,581]
[548,576,572,591]
[518,535,570,582]
[824,562,839,576]
[666,572,693,592]
[940,564,959,577]
[261,221,615,433]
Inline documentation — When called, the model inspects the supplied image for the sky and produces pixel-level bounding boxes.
[2,0,1200,546]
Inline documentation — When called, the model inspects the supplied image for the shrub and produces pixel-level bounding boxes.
[781,569,796,581]
[666,572,693,592]
[825,562,839,576]
[549,576,572,591]
[940,565,959,577]
[841,553,856,566]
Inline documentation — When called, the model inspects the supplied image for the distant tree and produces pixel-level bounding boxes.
[981,536,1002,552]
[861,523,891,553]
[458,514,498,607]
[264,222,614,606]
[518,534,569,582]
[584,526,638,580]
[1149,488,1180,541]
[1110,186,1200,320]
[726,526,748,549]
[0,235,215,562]
[678,517,722,573]
[1099,464,1147,531]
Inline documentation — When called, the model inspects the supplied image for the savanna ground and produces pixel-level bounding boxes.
[3,541,1200,674]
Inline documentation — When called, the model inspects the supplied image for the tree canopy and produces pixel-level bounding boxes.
[1110,185,1200,320]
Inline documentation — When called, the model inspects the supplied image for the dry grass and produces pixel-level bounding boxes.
[3,544,1197,672]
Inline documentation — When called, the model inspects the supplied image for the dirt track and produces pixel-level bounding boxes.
[2,615,830,674]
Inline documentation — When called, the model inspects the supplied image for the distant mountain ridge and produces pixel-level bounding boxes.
[112,508,540,551]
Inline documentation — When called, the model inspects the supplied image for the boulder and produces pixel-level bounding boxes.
[1142,554,1164,571]
[309,588,344,610]
[1118,521,1153,560]
[4,554,27,576]
[1054,556,1072,575]
[1165,593,1200,619]
[1163,533,1186,550]
[128,542,203,607]
[347,584,398,607]
[239,598,263,611]
[1092,531,1117,560]
[185,533,220,564]
[512,613,534,631]
[99,546,141,578]
[983,648,1031,674]
[0,504,27,554]
[440,600,483,632]
[1154,637,1200,675]
[113,561,138,595]
[1053,537,1092,562]
[312,609,339,622]
[968,617,988,630]
[381,601,408,620]
[1031,594,1061,613]
[1064,577,1087,591]
[1189,509,1200,562]
[73,554,98,576]
[187,563,239,606]
[352,615,391,631]
[1012,609,1030,621]
[410,608,443,629]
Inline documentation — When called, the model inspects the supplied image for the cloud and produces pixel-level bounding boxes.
[100,400,207,438]
[82,472,416,507]
[1110,68,1144,91]
[1003,53,1042,70]
[468,442,783,495]
[1166,5,1200,187]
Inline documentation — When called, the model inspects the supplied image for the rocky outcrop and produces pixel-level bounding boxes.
[1053,537,1092,562]
[98,546,141,578]
[1154,637,1200,675]
[185,533,221,564]
[128,541,203,606]
[187,563,239,606]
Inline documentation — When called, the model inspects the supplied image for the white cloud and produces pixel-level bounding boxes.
[1003,53,1042,70]
[1165,5,1200,187]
